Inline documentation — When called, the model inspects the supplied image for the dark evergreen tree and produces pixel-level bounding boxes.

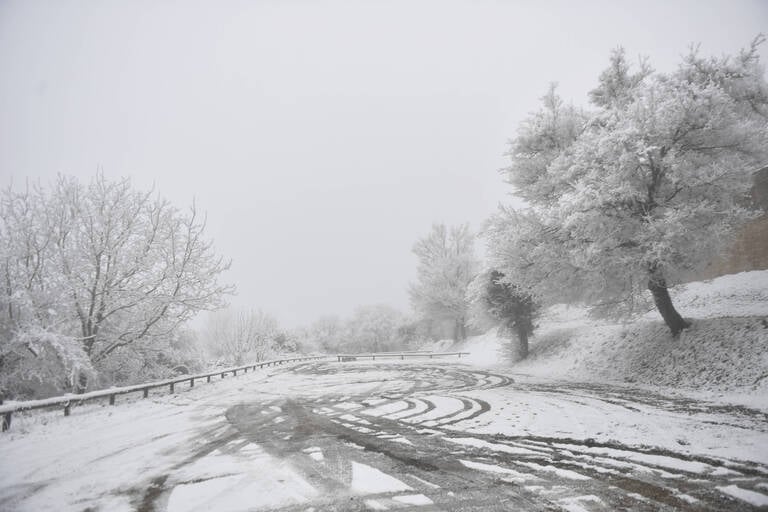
[482,271,539,359]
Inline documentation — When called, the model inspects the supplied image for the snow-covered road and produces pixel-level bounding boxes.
[1,360,767,511]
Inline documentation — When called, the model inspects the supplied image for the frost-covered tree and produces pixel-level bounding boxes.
[273,330,299,354]
[410,223,478,341]
[488,38,768,337]
[471,270,538,360]
[504,83,588,206]
[0,174,233,396]
[343,304,403,353]
[392,316,431,351]
[204,309,279,365]
[302,315,344,353]
[97,327,203,386]
[0,327,95,398]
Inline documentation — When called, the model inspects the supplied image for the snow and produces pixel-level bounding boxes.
[673,492,699,504]
[364,499,388,510]
[516,461,590,480]
[456,270,768,396]
[335,402,362,410]
[435,329,504,367]
[349,462,412,494]
[386,400,428,420]
[717,485,768,507]
[449,385,768,464]
[445,436,542,455]
[557,495,604,512]
[419,339,455,353]
[3,275,768,512]
[392,493,434,505]
[0,367,316,512]
[662,271,768,319]
[407,395,462,422]
[166,466,317,512]
[459,460,534,482]
[407,475,441,489]
[552,445,714,474]
[167,475,244,512]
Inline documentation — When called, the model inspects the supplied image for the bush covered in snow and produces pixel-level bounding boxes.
[0,326,95,398]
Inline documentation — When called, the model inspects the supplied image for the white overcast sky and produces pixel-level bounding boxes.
[1,0,767,327]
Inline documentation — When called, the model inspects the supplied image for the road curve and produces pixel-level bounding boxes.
[169,361,768,512]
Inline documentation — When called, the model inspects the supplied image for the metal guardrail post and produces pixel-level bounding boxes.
[143,387,149,398]
[169,382,175,394]
[109,394,116,405]
[190,378,195,387]
[63,402,70,416]
[2,412,11,431]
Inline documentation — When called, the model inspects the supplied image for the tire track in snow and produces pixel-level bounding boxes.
[146,361,768,511]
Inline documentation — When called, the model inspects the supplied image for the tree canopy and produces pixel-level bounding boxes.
[487,37,768,336]
[1,174,233,396]
[410,223,478,341]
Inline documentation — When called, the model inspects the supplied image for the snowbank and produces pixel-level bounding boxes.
[459,271,768,395]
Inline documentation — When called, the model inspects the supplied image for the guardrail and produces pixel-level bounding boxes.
[0,355,326,432]
[336,351,469,362]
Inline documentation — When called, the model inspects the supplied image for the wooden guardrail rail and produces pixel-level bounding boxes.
[0,355,326,432]
[336,351,469,362]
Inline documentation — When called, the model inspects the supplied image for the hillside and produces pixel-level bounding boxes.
[454,271,768,399]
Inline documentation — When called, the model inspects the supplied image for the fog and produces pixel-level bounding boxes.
[1,0,766,326]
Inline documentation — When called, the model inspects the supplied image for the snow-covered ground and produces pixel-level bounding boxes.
[2,359,768,511]
[1,271,767,511]
[0,366,278,511]
[455,270,768,401]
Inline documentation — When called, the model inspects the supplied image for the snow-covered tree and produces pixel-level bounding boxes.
[0,174,233,395]
[409,223,478,341]
[343,304,403,353]
[273,330,299,354]
[95,327,206,386]
[301,315,344,353]
[487,38,768,336]
[0,326,95,398]
[204,309,279,365]
[391,316,431,351]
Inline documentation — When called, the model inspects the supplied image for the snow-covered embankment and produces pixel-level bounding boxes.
[458,271,768,396]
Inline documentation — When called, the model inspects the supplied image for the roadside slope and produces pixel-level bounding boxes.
[458,270,768,396]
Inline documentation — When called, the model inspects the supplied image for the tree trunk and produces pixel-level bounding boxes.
[75,372,88,394]
[648,270,690,337]
[453,319,467,342]
[515,324,529,360]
